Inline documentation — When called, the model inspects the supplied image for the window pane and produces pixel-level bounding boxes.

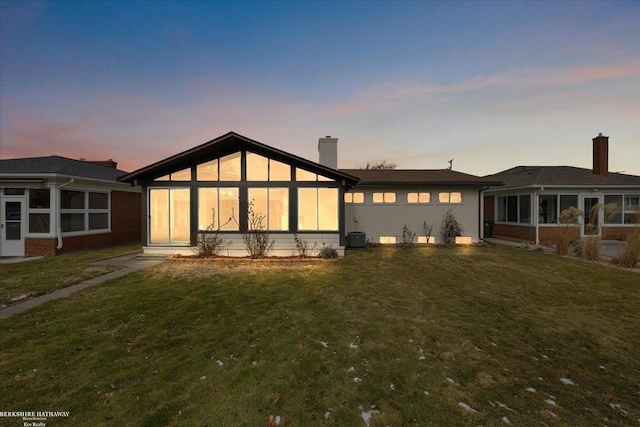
[156,174,170,181]
[6,222,21,240]
[318,188,338,230]
[89,213,109,230]
[497,196,507,222]
[353,193,364,203]
[450,192,462,203]
[419,193,430,203]
[317,174,332,182]
[197,159,219,181]
[624,195,640,224]
[61,190,85,209]
[246,152,269,181]
[344,193,353,203]
[507,195,518,222]
[89,192,108,210]
[198,188,219,230]
[296,168,316,181]
[170,189,190,242]
[438,193,449,203]
[380,236,396,244]
[269,188,289,230]
[61,213,85,232]
[150,189,169,244]
[298,188,318,230]
[4,188,25,196]
[602,195,621,224]
[559,195,578,212]
[269,159,291,181]
[29,189,51,209]
[219,152,241,181]
[248,188,268,230]
[29,213,50,233]
[373,193,384,203]
[519,195,531,223]
[171,167,191,181]
[6,202,21,220]
[540,195,558,224]
[407,193,418,203]
[384,193,396,203]
[219,188,239,230]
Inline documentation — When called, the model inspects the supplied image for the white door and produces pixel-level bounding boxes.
[1,198,26,256]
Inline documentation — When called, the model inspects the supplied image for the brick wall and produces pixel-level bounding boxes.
[23,190,142,256]
[493,223,536,242]
[538,226,580,244]
[484,195,495,221]
[25,237,57,256]
[602,226,640,241]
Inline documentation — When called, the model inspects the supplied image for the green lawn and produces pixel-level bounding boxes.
[0,246,638,426]
[0,244,141,307]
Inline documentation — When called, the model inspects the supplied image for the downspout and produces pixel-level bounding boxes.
[56,179,75,249]
[534,187,544,245]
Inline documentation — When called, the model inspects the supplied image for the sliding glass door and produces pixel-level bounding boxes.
[149,188,190,245]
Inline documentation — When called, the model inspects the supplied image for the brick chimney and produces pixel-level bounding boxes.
[318,136,338,169]
[86,158,118,169]
[592,133,608,177]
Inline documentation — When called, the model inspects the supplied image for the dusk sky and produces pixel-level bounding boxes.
[1,1,639,175]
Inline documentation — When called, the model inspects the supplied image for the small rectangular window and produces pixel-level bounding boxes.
[344,193,353,203]
[29,213,50,233]
[379,236,396,244]
[439,192,462,203]
[29,189,51,209]
[408,193,429,203]
[604,195,623,224]
[373,193,395,203]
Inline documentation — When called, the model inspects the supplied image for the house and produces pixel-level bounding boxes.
[340,169,501,244]
[482,134,640,244]
[0,156,141,257]
[118,131,499,256]
[118,132,360,256]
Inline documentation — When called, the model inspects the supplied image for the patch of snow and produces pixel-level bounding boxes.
[560,377,575,385]
[347,366,355,373]
[533,356,539,361]
[547,410,557,418]
[321,341,328,348]
[275,415,281,425]
[447,378,456,384]
[409,339,413,342]
[475,346,482,352]
[545,399,556,406]
[502,416,511,425]
[252,361,258,366]
[542,355,549,359]
[495,401,513,412]
[361,408,380,427]
[11,295,27,301]
[538,377,544,381]
[200,376,206,380]
[489,400,496,407]
[390,383,395,390]
[458,402,478,413]
[353,377,362,383]
[424,391,430,396]
[350,342,358,349]
[526,387,536,393]
[216,360,224,366]
[491,342,497,346]
[324,411,330,419]
[599,365,606,370]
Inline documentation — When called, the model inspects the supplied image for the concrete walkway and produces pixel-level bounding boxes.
[0,254,165,319]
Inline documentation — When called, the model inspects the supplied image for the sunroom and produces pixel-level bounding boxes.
[118,132,359,256]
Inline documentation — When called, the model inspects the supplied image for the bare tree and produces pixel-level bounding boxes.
[360,161,397,170]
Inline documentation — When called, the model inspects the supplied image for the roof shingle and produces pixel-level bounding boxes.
[339,169,501,186]
[485,166,640,188]
[0,156,127,181]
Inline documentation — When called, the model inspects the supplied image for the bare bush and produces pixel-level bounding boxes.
[241,200,274,258]
[617,213,640,268]
[556,207,582,255]
[423,221,433,244]
[402,225,416,245]
[194,209,225,257]
[441,210,463,245]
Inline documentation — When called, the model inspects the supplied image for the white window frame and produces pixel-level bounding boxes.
[60,189,111,236]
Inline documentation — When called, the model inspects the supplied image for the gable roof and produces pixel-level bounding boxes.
[485,166,640,189]
[0,156,127,181]
[339,169,502,187]
[118,131,360,185]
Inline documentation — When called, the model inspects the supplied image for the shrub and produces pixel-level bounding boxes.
[194,209,225,257]
[318,244,338,259]
[293,234,316,258]
[423,221,433,244]
[241,200,274,258]
[441,210,463,245]
[576,236,601,261]
[402,225,416,245]
[556,207,582,256]
[617,213,640,268]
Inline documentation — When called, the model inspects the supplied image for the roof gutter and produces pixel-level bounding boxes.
[56,179,75,250]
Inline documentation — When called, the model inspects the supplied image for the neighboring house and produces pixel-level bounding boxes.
[483,134,640,244]
[0,156,141,257]
[118,132,360,256]
[118,131,499,256]
[339,169,501,244]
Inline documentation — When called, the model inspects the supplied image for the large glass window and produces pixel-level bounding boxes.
[28,189,51,233]
[246,152,291,182]
[519,195,531,223]
[605,194,640,224]
[61,190,109,233]
[497,195,530,223]
[298,188,338,231]
[248,188,289,230]
[198,188,239,231]
[539,195,558,224]
[149,188,190,244]
[219,152,241,181]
